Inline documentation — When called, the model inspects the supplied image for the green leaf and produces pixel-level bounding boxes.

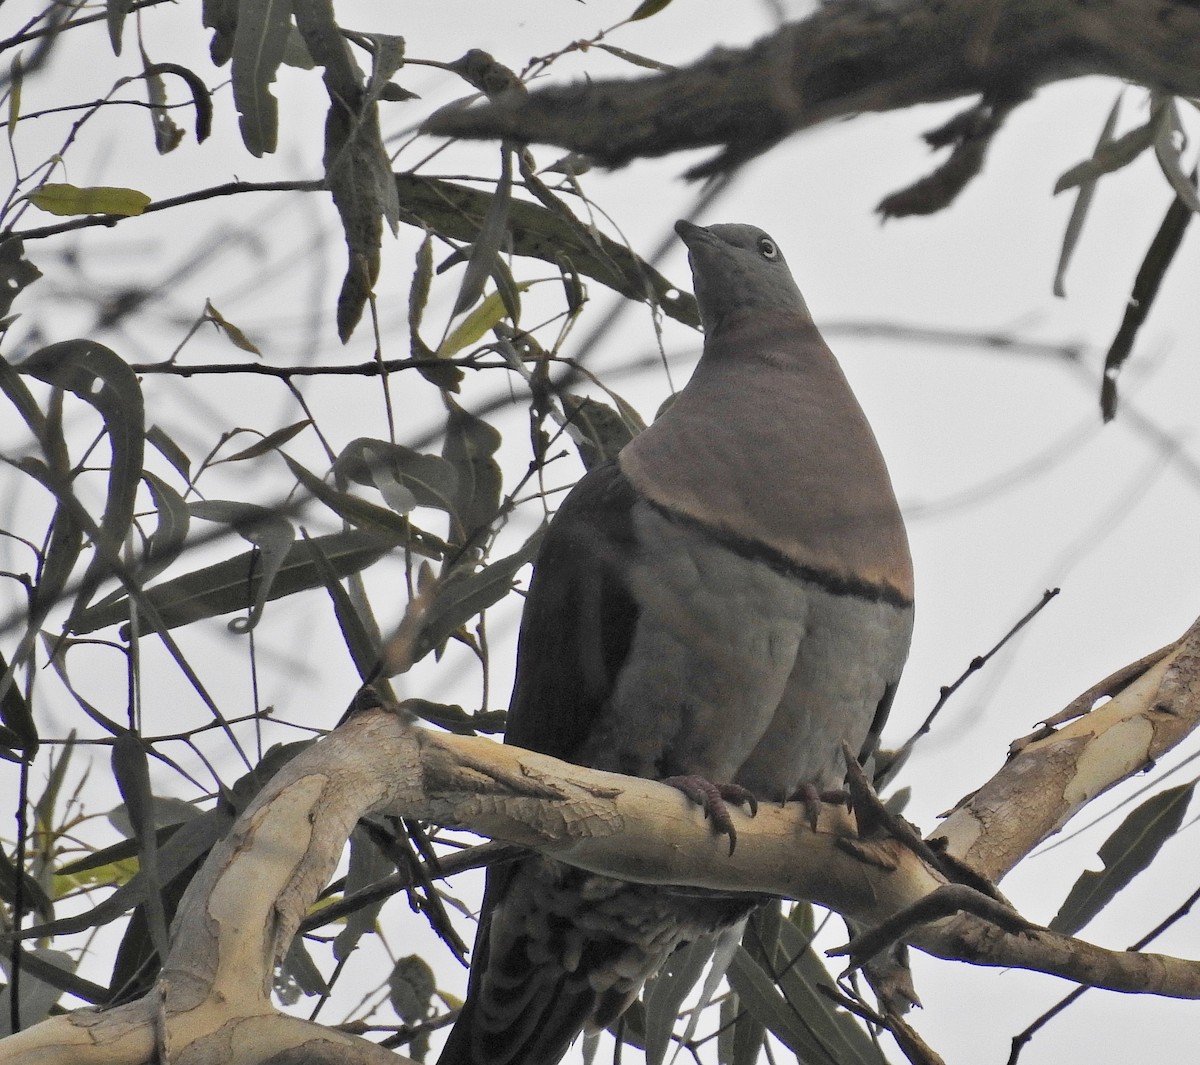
[333,826,393,962]
[403,532,540,668]
[452,146,513,316]
[0,647,37,757]
[220,420,311,462]
[1053,103,1163,194]
[438,286,527,357]
[442,398,502,542]
[334,438,460,516]
[106,0,133,54]
[188,501,295,633]
[110,733,169,958]
[1054,90,1122,298]
[389,954,436,1024]
[1100,175,1193,421]
[204,299,262,355]
[0,239,41,317]
[70,529,401,634]
[775,908,887,1064]
[19,341,146,627]
[0,948,75,1034]
[1050,783,1195,936]
[27,183,151,217]
[301,533,380,682]
[563,394,638,470]
[231,0,293,156]
[643,938,715,1065]
[360,32,406,108]
[282,454,443,549]
[202,0,239,66]
[137,471,191,584]
[140,46,184,153]
[1153,99,1200,213]
[146,424,192,480]
[627,0,675,20]
[593,43,674,72]
[394,174,700,328]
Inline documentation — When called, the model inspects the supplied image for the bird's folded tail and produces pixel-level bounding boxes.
[438,858,756,1065]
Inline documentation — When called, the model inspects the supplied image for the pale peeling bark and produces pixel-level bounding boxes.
[423,0,1200,208]
[4,615,1200,1063]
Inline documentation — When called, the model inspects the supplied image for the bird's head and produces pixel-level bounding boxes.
[675,220,812,336]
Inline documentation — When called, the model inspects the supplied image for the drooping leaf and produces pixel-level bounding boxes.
[389,954,436,1054]
[140,45,184,153]
[19,341,146,626]
[0,648,37,757]
[27,184,151,217]
[333,826,393,962]
[204,299,262,355]
[0,845,53,922]
[7,56,22,140]
[277,937,327,1002]
[136,471,191,586]
[1052,103,1163,194]
[643,937,715,1065]
[442,398,502,542]
[188,501,295,633]
[301,532,381,682]
[141,62,214,143]
[1153,99,1200,213]
[279,24,315,68]
[230,0,294,156]
[1101,175,1193,420]
[282,454,445,553]
[106,0,133,54]
[593,43,675,71]
[775,908,888,1063]
[0,948,75,1034]
[110,733,169,958]
[1051,783,1195,936]
[202,0,239,66]
[1054,90,1122,298]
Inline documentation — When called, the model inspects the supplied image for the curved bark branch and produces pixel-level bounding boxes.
[4,614,1200,1063]
[423,0,1200,198]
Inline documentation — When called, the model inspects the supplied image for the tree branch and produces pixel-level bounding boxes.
[4,614,1200,1063]
[422,0,1200,193]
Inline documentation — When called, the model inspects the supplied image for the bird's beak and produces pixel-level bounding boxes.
[674,219,710,248]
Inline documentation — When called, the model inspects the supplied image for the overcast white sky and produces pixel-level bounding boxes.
[5,1,1200,1062]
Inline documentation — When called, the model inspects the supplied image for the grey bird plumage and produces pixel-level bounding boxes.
[438,220,914,1065]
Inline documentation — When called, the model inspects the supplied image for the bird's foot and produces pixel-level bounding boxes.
[662,776,758,855]
[788,783,851,831]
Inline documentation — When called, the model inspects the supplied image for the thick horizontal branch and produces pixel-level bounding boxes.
[4,612,1200,1063]
[935,613,1200,882]
[423,0,1200,177]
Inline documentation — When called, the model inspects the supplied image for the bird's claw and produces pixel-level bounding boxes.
[663,775,758,854]
[788,782,852,831]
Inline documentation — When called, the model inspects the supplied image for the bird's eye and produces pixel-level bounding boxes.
[758,237,779,260]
